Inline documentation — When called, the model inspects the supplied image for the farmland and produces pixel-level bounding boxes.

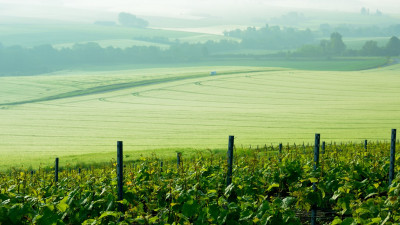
[1,3,400,224]
[0,61,399,171]
[0,141,399,224]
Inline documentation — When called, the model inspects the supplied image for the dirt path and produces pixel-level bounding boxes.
[381,57,400,68]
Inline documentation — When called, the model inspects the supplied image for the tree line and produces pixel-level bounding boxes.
[0,42,213,75]
[293,33,400,57]
[224,25,314,50]
[0,32,399,75]
[318,24,400,38]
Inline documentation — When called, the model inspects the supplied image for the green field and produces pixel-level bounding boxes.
[52,39,171,50]
[0,59,399,170]
[343,37,391,50]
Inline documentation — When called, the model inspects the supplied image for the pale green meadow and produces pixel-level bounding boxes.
[1,64,399,170]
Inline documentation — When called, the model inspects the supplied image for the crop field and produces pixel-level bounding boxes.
[0,62,400,170]
[1,142,399,224]
[208,58,388,71]
[343,37,391,50]
[52,39,171,50]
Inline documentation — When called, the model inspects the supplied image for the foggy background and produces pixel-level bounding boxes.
[1,0,399,23]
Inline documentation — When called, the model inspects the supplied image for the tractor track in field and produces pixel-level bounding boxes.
[0,75,204,107]
[0,69,270,107]
[368,57,400,70]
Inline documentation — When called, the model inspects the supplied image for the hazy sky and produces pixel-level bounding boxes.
[1,0,399,21]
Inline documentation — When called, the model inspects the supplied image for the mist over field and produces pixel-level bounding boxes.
[2,1,400,223]
[1,0,400,23]
[0,0,400,169]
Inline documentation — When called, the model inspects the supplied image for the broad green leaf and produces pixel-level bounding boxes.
[331,192,341,200]
[331,217,342,225]
[8,204,24,224]
[98,211,119,219]
[33,205,60,225]
[224,184,235,196]
[82,219,97,225]
[207,189,217,194]
[370,217,381,224]
[183,200,199,218]
[282,197,296,209]
[389,187,396,193]
[355,208,370,215]
[364,193,377,200]
[148,216,158,223]
[381,212,391,225]
[341,218,354,225]
[267,183,279,191]
[57,197,69,213]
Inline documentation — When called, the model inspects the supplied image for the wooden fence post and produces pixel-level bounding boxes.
[279,143,282,162]
[311,133,320,225]
[117,141,124,214]
[55,158,59,182]
[177,152,181,169]
[322,141,325,154]
[364,140,368,151]
[227,136,234,187]
[389,129,396,186]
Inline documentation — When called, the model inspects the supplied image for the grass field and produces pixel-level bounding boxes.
[343,37,390,50]
[0,61,399,170]
[206,57,388,71]
[52,39,171,50]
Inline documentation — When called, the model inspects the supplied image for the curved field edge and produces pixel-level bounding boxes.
[37,57,390,74]
[0,67,279,106]
[209,57,389,71]
[0,63,399,171]
[0,57,389,106]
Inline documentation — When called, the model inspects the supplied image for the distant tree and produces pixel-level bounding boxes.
[71,42,106,64]
[319,39,331,55]
[386,24,400,36]
[385,36,400,56]
[297,44,322,57]
[362,40,381,56]
[224,24,314,50]
[32,44,58,65]
[361,7,370,15]
[118,12,149,28]
[330,32,346,55]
